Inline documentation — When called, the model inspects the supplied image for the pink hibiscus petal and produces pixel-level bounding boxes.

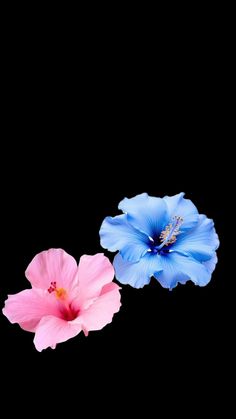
[78,283,121,332]
[25,248,77,291]
[100,282,120,295]
[3,289,61,332]
[20,320,40,332]
[76,254,115,306]
[34,316,82,351]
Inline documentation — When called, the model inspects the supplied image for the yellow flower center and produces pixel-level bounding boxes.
[55,288,67,300]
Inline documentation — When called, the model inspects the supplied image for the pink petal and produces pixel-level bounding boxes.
[18,320,40,332]
[2,289,60,332]
[25,249,77,291]
[100,282,120,295]
[78,283,121,332]
[76,254,115,306]
[34,316,81,351]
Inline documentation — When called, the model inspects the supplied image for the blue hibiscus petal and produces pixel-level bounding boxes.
[99,214,150,263]
[172,214,220,262]
[203,253,218,274]
[163,192,199,231]
[118,193,168,238]
[154,252,213,289]
[113,252,163,288]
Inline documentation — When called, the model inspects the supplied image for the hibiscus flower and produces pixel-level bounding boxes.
[3,249,121,351]
[100,192,219,289]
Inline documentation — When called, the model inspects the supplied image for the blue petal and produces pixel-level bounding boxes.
[113,252,163,288]
[154,252,213,289]
[172,214,220,262]
[118,193,168,238]
[163,192,199,231]
[100,214,150,263]
[203,253,218,274]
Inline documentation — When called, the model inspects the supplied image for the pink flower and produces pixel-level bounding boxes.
[3,249,121,351]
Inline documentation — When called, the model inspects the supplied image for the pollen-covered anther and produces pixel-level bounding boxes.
[55,288,67,300]
[159,216,183,246]
[47,282,67,300]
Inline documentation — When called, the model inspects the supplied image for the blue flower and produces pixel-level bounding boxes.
[99,193,219,289]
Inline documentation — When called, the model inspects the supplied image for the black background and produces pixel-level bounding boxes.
[1,13,232,413]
